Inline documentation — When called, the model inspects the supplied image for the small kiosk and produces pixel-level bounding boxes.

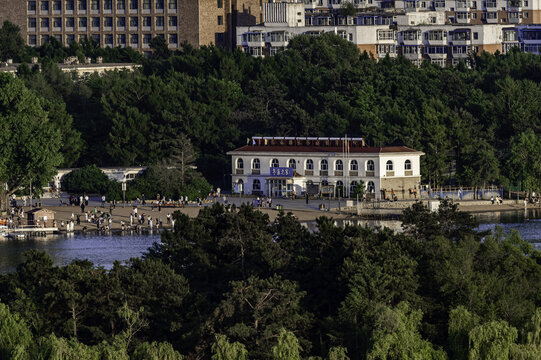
[26,208,55,226]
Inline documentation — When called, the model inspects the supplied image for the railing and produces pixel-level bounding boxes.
[366,170,375,177]
[305,170,313,175]
[386,171,395,177]
[320,170,328,176]
[251,169,260,175]
[334,171,343,176]
[349,171,358,176]
[235,169,244,175]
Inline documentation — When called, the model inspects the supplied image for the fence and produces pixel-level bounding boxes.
[419,187,504,200]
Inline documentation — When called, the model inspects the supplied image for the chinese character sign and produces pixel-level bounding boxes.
[270,167,294,177]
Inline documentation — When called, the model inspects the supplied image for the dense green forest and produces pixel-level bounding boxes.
[2,21,541,190]
[0,201,540,359]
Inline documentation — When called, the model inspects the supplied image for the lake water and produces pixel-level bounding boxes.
[0,210,539,273]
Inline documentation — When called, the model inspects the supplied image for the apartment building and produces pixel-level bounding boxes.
[0,0,268,53]
[237,0,541,66]
[228,136,424,199]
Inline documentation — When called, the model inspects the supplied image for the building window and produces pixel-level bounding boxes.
[168,16,177,26]
[130,0,137,10]
[217,15,223,25]
[321,159,328,171]
[155,0,164,9]
[271,158,279,168]
[130,34,138,44]
[53,0,61,10]
[41,1,50,10]
[335,160,343,171]
[117,0,125,9]
[117,17,125,27]
[92,34,100,43]
[169,34,177,44]
[78,17,87,27]
[252,158,260,169]
[41,18,49,28]
[28,18,37,28]
[104,16,112,27]
[156,16,164,27]
[288,159,296,169]
[143,16,151,26]
[28,1,37,11]
[91,0,99,10]
[130,16,138,27]
[386,160,393,171]
[473,32,478,40]
[168,0,176,9]
[237,179,244,193]
[91,17,100,27]
[143,0,150,9]
[350,181,358,194]
[66,17,74,27]
[104,0,112,9]
[66,0,74,10]
[350,160,358,171]
[366,160,375,171]
[41,35,50,43]
[367,181,375,193]
[105,33,113,45]
[78,0,86,10]
[143,33,151,44]
[117,33,126,44]
[405,159,412,170]
[236,158,244,169]
[29,35,37,45]
[53,17,62,27]
[253,179,261,191]
[306,159,313,170]
[322,180,329,186]
[67,34,75,43]
[217,0,223,7]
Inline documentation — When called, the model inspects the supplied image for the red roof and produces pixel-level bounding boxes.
[229,145,421,154]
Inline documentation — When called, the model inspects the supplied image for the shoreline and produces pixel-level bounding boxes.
[5,199,540,233]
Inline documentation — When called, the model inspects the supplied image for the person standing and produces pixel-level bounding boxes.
[101,195,106,207]
[81,201,85,214]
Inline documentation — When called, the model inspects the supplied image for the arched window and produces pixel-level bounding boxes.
[335,160,343,171]
[271,158,279,168]
[366,160,375,171]
[350,160,358,171]
[350,181,358,194]
[321,159,328,171]
[253,179,261,191]
[237,179,244,193]
[336,180,344,197]
[288,159,296,169]
[386,160,393,171]
[405,159,412,170]
[236,158,243,169]
[322,180,329,186]
[367,181,375,193]
[306,159,314,170]
[252,158,260,169]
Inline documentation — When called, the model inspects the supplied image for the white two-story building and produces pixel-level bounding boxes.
[227,137,424,199]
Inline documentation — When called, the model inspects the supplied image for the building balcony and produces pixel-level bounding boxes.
[508,14,521,23]
[405,170,413,176]
[235,169,244,175]
[304,170,313,176]
[349,171,358,176]
[334,171,343,176]
[402,38,422,45]
[320,170,328,176]
[386,171,395,177]
[403,52,423,60]
[378,52,398,58]
[428,52,447,59]
[451,38,471,45]
[366,170,375,177]
[427,38,447,45]
[485,1,497,8]
[486,17,499,23]
[452,51,470,58]
[456,17,471,24]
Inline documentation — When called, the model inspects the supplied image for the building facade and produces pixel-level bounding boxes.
[0,0,268,54]
[237,0,541,66]
[228,137,424,199]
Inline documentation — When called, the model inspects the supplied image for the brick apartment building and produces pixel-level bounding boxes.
[0,0,267,54]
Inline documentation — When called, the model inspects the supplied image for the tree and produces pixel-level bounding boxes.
[367,302,447,360]
[0,21,25,62]
[272,329,302,360]
[61,165,111,194]
[506,130,541,192]
[169,133,197,187]
[0,302,33,359]
[211,334,249,360]
[468,320,518,360]
[0,73,63,210]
